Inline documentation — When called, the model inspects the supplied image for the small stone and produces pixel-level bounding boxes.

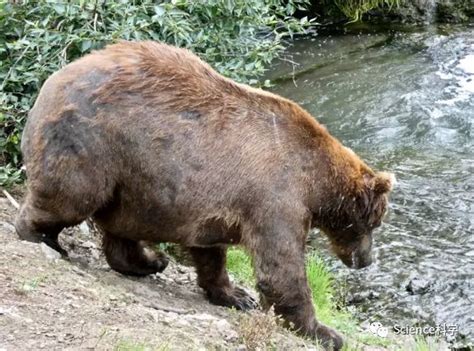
[40,243,61,261]
[224,329,239,341]
[192,313,216,321]
[348,290,380,304]
[81,241,96,249]
[0,221,16,234]
[91,250,100,260]
[78,222,90,235]
[406,276,432,295]
[175,318,190,327]
[215,319,238,341]
[215,319,232,331]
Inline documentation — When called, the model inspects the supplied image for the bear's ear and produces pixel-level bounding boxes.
[359,172,394,227]
[365,172,395,194]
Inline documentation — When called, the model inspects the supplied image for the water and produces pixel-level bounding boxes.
[423,0,437,24]
[269,24,474,345]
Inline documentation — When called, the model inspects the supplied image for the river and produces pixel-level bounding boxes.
[269,24,474,346]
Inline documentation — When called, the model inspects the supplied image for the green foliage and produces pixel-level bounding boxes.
[0,162,22,187]
[226,249,387,348]
[305,253,355,334]
[334,0,402,21]
[412,336,430,351]
[227,247,255,285]
[226,249,356,331]
[0,0,310,185]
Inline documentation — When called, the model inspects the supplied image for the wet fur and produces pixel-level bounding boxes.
[16,41,393,350]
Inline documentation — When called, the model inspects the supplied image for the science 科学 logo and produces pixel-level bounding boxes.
[369,322,389,338]
[367,321,459,339]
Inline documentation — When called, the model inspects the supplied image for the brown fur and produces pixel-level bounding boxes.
[15,41,393,350]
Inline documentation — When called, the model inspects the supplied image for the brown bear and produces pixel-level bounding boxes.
[15,41,394,350]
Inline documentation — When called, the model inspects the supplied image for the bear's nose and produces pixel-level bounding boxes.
[352,252,372,269]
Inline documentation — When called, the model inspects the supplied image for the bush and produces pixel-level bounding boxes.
[334,0,402,21]
[0,0,310,186]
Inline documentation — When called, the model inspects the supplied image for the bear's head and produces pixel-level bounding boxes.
[313,134,395,269]
[313,164,395,269]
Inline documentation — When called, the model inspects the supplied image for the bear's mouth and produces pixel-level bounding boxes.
[337,250,373,269]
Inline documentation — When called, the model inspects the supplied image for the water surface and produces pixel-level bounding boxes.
[269,24,474,344]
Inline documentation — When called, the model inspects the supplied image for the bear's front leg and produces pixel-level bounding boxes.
[189,246,257,310]
[249,224,344,351]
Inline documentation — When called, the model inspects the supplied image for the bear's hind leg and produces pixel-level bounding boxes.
[103,232,169,276]
[189,246,257,311]
[15,195,79,257]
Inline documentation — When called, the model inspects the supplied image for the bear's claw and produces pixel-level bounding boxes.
[207,286,258,311]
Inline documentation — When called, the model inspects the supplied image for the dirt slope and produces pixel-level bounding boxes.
[0,193,318,351]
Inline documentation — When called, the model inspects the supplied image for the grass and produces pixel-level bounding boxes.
[226,248,387,349]
[226,248,255,286]
[306,254,358,334]
[239,310,279,350]
[412,336,430,351]
[14,275,48,295]
[227,248,355,329]
[114,339,170,351]
[409,336,446,351]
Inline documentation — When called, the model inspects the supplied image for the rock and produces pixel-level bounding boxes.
[40,243,61,261]
[406,276,432,295]
[347,290,380,304]
[331,0,474,24]
[0,221,16,234]
[192,313,216,321]
[78,221,90,235]
[81,241,96,249]
[175,318,190,328]
[212,319,239,341]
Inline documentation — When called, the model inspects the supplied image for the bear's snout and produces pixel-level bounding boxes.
[338,249,373,269]
[350,250,373,269]
[333,233,374,269]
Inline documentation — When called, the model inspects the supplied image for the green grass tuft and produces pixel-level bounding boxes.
[413,337,430,351]
[226,248,390,348]
[114,339,170,351]
[305,253,354,332]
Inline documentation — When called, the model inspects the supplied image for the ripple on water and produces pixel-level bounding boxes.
[269,25,474,345]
